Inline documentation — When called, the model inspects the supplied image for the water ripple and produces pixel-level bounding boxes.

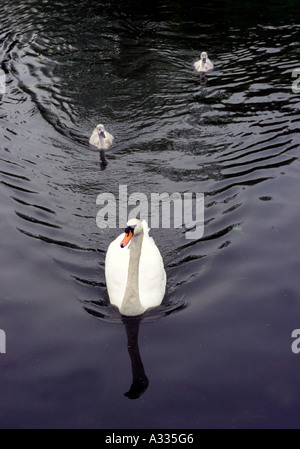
[0,1,299,322]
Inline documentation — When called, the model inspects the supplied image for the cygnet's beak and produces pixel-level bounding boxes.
[202,57,206,63]
[98,130,106,138]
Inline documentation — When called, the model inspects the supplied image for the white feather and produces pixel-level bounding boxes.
[105,219,166,316]
[194,51,214,73]
[89,123,114,150]
[138,231,166,310]
[105,233,129,309]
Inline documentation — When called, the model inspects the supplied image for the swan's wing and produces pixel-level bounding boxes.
[89,129,99,147]
[206,59,213,70]
[142,219,150,235]
[194,60,201,72]
[105,131,114,148]
[105,233,130,309]
[138,234,166,310]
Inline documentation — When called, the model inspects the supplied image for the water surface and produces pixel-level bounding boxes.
[0,0,300,429]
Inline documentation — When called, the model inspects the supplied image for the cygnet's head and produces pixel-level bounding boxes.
[96,123,106,139]
[120,218,143,248]
[201,51,208,62]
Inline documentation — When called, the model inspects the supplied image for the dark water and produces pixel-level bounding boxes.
[0,0,300,429]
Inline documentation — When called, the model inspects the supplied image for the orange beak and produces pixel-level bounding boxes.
[120,229,133,248]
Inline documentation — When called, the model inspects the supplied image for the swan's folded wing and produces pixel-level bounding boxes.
[106,131,114,148]
[206,59,213,70]
[89,129,99,147]
[142,219,150,236]
[105,234,130,308]
[194,60,201,72]
[138,235,166,310]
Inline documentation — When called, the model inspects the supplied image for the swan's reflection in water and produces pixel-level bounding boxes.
[200,72,207,86]
[122,316,149,399]
[84,298,187,399]
[99,149,108,170]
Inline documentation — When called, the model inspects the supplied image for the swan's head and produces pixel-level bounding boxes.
[201,51,208,63]
[96,123,106,139]
[120,218,143,248]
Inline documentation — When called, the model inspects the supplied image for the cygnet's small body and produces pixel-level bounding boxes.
[194,51,213,73]
[89,124,114,150]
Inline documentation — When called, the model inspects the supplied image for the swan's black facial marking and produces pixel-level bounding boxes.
[124,225,134,235]
[98,130,106,138]
[203,57,206,63]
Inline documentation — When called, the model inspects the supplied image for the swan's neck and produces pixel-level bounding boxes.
[120,231,144,316]
[98,136,106,149]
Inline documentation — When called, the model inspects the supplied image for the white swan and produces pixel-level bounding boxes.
[105,218,167,316]
[89,124,114,150]
[194,51,213,73]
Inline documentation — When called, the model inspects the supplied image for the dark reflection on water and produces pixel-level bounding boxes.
[123,317,149,400]
[1,0,300,429]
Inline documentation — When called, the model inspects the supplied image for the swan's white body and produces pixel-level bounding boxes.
[89,123,114,150]
[105,219,166,316]
[194,51,213,73]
